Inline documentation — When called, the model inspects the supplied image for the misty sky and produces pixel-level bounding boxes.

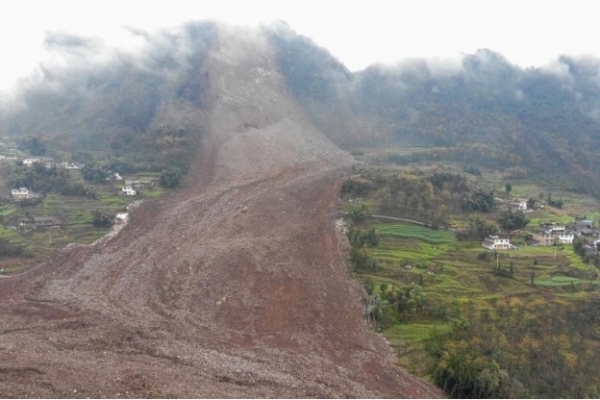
[1,0,598,93]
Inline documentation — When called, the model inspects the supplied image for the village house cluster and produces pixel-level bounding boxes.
[531,223,574,245]
[481,219,599,251]
[5,158,151,201]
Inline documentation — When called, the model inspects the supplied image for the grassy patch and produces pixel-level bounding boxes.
[374,223,455,244]
[0,204,18,217]
[385,322,449,346]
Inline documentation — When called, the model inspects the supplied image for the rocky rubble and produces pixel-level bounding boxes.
[0,25,443,398]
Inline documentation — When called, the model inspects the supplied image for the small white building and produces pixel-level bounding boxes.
[551,226,574,244]
[481,235,512,250]
[114,173,123,181]
[532,225,574,245]
[121,185,136,196]
[11,187,30,200]
[511,199,528,211]
[60,162,83,170]
[23,158,40,166]
[556,232,575,244]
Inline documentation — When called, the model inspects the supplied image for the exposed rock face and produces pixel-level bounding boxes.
[0,25,443,398]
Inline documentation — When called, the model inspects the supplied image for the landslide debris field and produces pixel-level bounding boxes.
[0,27,442,398]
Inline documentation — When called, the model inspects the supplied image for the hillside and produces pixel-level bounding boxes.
[267,28,600,197]
[6,19,600,398]
[1,22,216,172]
[0,25,442,398]
[8,22,600,197]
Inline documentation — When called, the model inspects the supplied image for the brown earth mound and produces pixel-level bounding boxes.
[0,25,443,398]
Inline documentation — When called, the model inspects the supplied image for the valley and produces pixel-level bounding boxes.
[2,19,600,398]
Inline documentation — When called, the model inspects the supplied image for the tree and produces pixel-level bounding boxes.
[160,166,182,189]
[380,282,388,296]
[9,171,32,188]
[548,198,564,209]
[398,284,427,316]
[92,210,113,228]
[458,216,498,240]
[19,136,46,156]
[82,163,110,183]
[364,277,374,295]
[367,293,381,323]
[462,189,495,213]
[573,237,585,256]
[505,182,512,198]
[350,203,369,223]
[365,228,379,246]
[497,209,530,230]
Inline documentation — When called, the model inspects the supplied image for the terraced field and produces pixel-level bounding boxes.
[374,223,455,244]
[356,218,600,378]
[0,185,143,275]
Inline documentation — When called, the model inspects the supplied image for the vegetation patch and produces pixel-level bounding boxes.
[345,153,600,398]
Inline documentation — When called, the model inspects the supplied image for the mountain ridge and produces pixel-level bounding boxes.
[266,27,600,196]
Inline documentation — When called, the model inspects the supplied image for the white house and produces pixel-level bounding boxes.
[11,187,30,200]
[511,199,528,211]
[23,158,40,166]
[481,235,513,250]
[121,185,136,196]
[532,225,574,245]
[556,232,575,244]
[60,162,83,170]
[552,226,574,244]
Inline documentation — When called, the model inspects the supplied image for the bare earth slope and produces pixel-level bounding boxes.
[0,26,443,398]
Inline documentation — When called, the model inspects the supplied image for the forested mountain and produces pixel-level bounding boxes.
[267,26,600,197]
[4,22,600,195]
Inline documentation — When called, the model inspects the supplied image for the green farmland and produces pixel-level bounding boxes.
[343,153,600,398]
[353,217,600,398]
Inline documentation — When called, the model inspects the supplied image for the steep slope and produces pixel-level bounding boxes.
[0,25,442,398]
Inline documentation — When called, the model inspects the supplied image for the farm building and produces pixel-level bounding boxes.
[532,225,574,245]
[481,235,513,250]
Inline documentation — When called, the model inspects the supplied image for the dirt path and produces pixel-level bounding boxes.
[0,25,443,398]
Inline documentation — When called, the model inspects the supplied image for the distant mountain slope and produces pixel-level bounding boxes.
[2,22,216,170]
[6,22,600,195]
[267,28,600,196]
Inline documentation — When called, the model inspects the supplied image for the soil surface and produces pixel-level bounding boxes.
[0,26,443,398]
